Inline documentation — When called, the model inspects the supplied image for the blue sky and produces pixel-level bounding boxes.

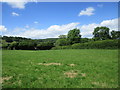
[0,2,118,39]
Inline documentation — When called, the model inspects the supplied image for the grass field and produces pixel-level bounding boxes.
[2,49,118,88]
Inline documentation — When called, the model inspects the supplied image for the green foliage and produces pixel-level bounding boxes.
[52,45,72,50]
[55,39,70,46]
[67,28,81,44]
[2,40,9,49]
[53,40,119,50]
[111,30,120,39]
[72,39,119,49]
[93,26,111,40]
[18,40,36,50]
[8,41,19,50]
[2,36,31,42]
[58,35,67,39]
[37,41,53,50]
[80,38,90,43]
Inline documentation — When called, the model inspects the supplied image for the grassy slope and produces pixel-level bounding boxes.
[2,49,118,88]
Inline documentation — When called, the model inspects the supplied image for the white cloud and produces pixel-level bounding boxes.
[0,0,38,9]
[34,21,39,24]
[1,0,38,9]
[1,0,31,9]
[100,18,118,30]
[79,18,118,38]
[3,18,118,39]
[78,7,95,16]
[5,22,80,39]
[0,25,7,32]
[12,12,19,16]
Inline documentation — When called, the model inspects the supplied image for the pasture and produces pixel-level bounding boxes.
[2,49,118,88]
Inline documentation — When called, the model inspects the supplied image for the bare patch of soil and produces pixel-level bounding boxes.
[68,64,75,67]
[64,70,78,78]
[0,76,12,83]
[91,82,107,87]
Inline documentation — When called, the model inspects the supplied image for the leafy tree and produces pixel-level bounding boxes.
[67,28,81,44]
[8,41,19,50]
[18,40,36,50]
[2,40,9,49]
[111,30,120,39]
[93,26,111,40]
[55,39,70,46]
[58,35,67,39]
[37,41,53,50]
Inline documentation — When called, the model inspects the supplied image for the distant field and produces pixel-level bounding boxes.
[2,49,118,88]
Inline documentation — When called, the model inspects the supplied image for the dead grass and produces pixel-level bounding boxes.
[64,70,78,78]
[0,76,12,83]
[81,73,86,77]
[38,63,61,66]
[68,64,75,67]
[91,82,107,87]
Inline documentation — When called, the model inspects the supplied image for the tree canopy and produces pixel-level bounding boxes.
[67,28,81,44]
[93,27,111,40]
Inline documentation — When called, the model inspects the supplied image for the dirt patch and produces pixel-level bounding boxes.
[81,73,86,77]
[0,76,12,83]
[38,63,61,66]
[64,70,78,78]
[91,82,107,87]
[68,64,75,67]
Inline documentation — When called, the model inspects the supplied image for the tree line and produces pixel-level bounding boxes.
[1,26,120,50]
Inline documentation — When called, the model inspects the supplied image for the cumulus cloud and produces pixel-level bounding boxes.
[12,12,19,16]
[1,0,38,9]
[78,7,95,16]
[0,25,7,32]
[79,18,118,38]
[5,22,80,39]
[3,18,118,39]
[2,0,29,9]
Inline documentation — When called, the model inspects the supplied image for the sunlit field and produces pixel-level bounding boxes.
[2,49,118,88]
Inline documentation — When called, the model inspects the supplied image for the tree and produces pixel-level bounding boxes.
[93,26,111,40]
[8,41,19,50]
[55,39,70,46]
[111,30,120,39]
[37,41,53,50]
[58,35,67,39]
[67,28,81,44]
[2,40,9,49]
[18,40,36,50]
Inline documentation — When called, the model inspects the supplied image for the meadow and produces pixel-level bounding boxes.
[2,49,118,88]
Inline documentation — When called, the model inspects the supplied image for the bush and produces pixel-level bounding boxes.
[55,39,70,46]
[37,42,54,50]
[72,39,119,49]
[51,45,72,50]
[2,40,9,49]
[18,41,36,50]
[52,39,119,50]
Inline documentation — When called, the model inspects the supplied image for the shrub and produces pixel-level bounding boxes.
[37,42,54,50]
[52,39,119,50]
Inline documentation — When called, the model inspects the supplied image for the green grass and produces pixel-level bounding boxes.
[2,49,118,88]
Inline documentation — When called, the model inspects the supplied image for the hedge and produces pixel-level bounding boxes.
[51,39,119,50]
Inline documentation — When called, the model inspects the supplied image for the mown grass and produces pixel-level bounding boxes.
[2,49,118,88]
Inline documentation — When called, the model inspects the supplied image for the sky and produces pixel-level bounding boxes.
[0,1,119,39]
